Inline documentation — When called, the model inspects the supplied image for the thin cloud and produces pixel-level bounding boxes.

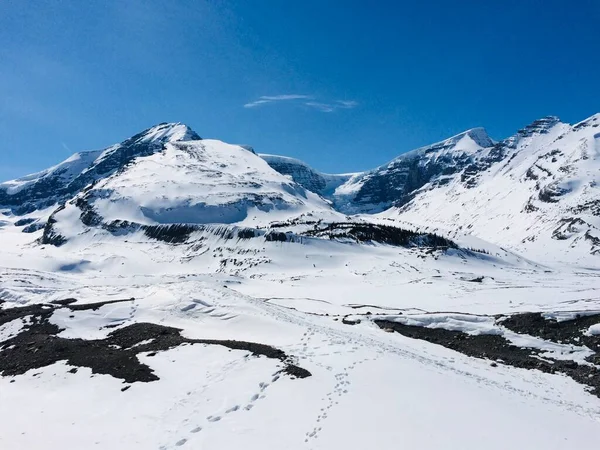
[244,94,312,108]
[305,100,359,113]
[305,102,335,112]
[244,95,358,112]
[336,100,358,109]
[243,99,272,108]
[260,95,312,101]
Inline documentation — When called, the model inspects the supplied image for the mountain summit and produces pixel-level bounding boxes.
[0,123,201,214]
[2,113,599,262]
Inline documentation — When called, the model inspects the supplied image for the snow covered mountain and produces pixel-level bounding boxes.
[382,115,600,262]
[1,117,600,450]
[1,123,340,243]
[260,114,600,263]
[0,123,201,215]
[330,126,495,213]
[2,114,600,263]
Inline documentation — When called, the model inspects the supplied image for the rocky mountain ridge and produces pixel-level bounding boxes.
[2,113,599,262]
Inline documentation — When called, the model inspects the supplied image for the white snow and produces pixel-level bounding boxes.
[0,315,31,341]
[0,149,103,195]
[1,116,600,449]
[586,324,600,336]
[52,139,339,232]
[383,117,600,265]
[385,312,596,365]
[137,122,197,143]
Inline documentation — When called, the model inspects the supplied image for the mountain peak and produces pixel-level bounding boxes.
[127,122,201,146]
[458,127,494,148]
[0,122,202,214]
[405,126,493,158]
[573,113,600,130]
[516,116,561,137]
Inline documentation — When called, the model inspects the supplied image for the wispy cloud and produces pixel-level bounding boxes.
[305,99,359,113]
[260,95,312,101]
[336,100,358,109]
[244,94,312,108]
[304,102,335,112]
[244,95,358,112]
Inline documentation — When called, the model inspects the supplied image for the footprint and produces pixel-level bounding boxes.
[207,415,221,422]
[175,438,187,446]
[226,405,240,413]
[250,393,259,402]
[191,427,202,433]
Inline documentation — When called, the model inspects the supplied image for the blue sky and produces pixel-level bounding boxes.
[1,0,599,180]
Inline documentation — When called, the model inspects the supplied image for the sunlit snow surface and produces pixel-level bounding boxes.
[383,115,600,265]
[1,119,600,449]
[1,221,600,450]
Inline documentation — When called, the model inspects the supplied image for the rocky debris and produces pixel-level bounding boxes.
[538,183,570,203]
[14,218,36,227]
[265,231,288,242]
[305,222,456,249]
[282,364,312,379]
[143,224,199,244]
[40,198,263,246]
[500,312,600,357]
[22,221,46,233]
[342,316,361,325]
[552,218,589,240]
[0,298,311,384]
[375,311,600,398]
[39,205,67,246]
[466,276,484,283]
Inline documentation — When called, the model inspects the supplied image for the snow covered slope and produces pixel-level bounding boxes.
[1,209,600,450]
[1,117,600,449]
[330,127,495,213]
[1,124,341,244]
[74,139,329,222]
[0,123,201,215]
[258,114,600,263]
[384,115,600,263]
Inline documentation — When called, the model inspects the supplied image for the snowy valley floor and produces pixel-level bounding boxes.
[1,231,600,449]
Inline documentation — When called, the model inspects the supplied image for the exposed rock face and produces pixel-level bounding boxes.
[0,123,201,214]
[259,154,352,197]
[260,154,328,194]
[328,128,494,213]
[3,114,600,261]
[386,115,600,261]
[260,115,600,261]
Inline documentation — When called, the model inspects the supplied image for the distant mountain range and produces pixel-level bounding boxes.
[1,114,599,263]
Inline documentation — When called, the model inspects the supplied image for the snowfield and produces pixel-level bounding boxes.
[1,119,600,449]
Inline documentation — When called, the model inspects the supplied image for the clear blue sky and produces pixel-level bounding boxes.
[1,0,599,180]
